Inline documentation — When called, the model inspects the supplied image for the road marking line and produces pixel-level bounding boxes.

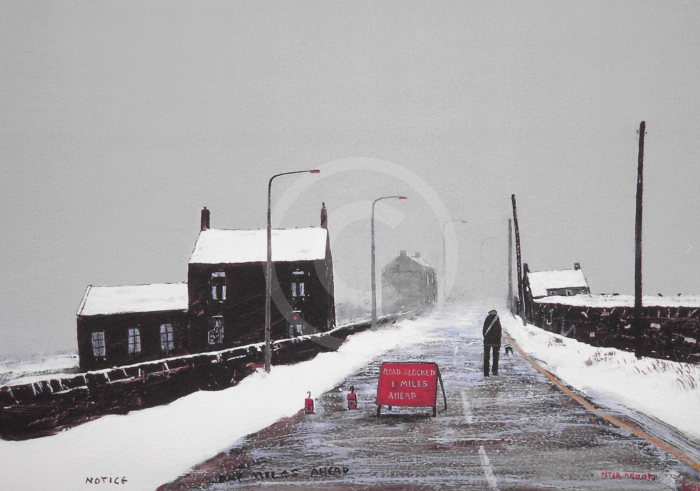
[479,445,500,490]
[461,391,498,488]
[506,335,700,473]
[460,390,473,424]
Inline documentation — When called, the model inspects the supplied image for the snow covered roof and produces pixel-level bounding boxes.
[527,269,589,298]
[535,294,700,308]
[408,255,434,270]
[384,251,435,272]
[189,227,328,265]
[77,283,188,316]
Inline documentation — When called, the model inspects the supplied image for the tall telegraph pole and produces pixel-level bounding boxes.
[634,121,646,358]
[511,194,525,321]
[508,218,513,313]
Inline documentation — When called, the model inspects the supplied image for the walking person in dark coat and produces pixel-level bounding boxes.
[483,309,502,377]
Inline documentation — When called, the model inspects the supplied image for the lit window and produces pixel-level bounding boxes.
[211,271,226,301]
[292,282,306,297]
[91,332,105,357]
[292,271,305,298]
[128,328,141,354]
[160,324,174,351]
[208,317,224,344]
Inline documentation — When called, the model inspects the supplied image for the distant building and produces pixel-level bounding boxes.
[76,206,335,370]
[381,251,437,315]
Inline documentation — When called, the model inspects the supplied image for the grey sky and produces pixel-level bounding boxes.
[1,1,699,358]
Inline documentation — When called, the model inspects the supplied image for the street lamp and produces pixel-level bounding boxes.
[441,219,467,306]
[371,195,407,331]
[265,169,320,373]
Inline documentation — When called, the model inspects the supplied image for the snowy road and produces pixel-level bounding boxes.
[163,307,700,490]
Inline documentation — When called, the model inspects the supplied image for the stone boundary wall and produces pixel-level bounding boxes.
[529,301,700,364]
[0,312,415,440]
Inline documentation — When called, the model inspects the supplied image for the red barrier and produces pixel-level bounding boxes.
[304,391,314,414]
[375,362,446,417]
[347,386,357,410]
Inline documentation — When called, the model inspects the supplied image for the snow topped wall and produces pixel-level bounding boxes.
[528,294,700,364]
[536,294,700,308]
[189,227,328,265]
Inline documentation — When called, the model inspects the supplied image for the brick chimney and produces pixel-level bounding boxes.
[321,202,328,229]
[574,262,580,270]
[400,250,407,257]
[415,252,421,258]
[201,207,211,231]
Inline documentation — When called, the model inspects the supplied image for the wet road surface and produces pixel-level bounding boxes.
[162,308,700,490]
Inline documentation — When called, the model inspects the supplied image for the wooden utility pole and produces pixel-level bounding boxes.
[508,219,514,313]
[511,195,525,320]
[634,121,646,357]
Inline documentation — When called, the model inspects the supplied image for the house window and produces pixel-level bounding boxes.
[211,271,226,301]
[208,316,224,345]
[128,328,141,354]
[160,324,174,351]
[292,270,305,298]
[91,332,105,357]
[292,282,306,297]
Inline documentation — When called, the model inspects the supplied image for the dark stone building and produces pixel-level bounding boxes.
[187,223,336,352]
[76,206,335,370]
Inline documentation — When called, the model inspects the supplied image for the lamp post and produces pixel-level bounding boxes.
[371,195,407,331]
[441,219,467,305]
[265,169,320,373]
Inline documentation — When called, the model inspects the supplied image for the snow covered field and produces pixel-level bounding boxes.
[0,352,79,387]
[502,312,700,442]
[0,315,435,491]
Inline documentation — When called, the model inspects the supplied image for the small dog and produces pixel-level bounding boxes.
[504,344,514,355]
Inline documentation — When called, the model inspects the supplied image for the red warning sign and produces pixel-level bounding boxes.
[376,362,439,408]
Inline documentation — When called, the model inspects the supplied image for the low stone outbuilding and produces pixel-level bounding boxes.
[76,283,189,370]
